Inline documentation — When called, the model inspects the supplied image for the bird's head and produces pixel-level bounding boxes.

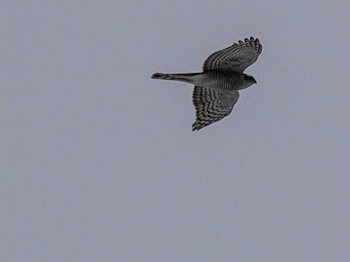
[238,74,257,90]
[243,74,257,84]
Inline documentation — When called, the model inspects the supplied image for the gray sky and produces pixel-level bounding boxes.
[1,1,350,261]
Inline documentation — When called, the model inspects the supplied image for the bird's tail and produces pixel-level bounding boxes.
[151,72,201,84]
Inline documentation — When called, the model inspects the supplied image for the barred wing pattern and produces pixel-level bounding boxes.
[192,86,239,131]
[203,37,262,73]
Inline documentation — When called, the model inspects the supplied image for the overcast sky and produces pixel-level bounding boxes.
[1,1,350,261]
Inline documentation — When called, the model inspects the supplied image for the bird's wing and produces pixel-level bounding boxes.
[192,86,239,131]
[203,37,262,73]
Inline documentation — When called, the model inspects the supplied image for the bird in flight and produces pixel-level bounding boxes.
[151,37,262,131]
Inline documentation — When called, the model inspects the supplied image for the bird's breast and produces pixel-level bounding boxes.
[199,71,243,90]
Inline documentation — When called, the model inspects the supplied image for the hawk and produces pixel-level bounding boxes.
[151,37,262,131]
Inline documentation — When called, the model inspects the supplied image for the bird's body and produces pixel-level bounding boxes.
[152,71,254,91]
[152,37,262,131]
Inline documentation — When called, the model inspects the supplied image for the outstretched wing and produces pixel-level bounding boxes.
[203,37,262,73]
[192,86,239,131]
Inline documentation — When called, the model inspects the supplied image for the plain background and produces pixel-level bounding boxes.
[1,1,350,261]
